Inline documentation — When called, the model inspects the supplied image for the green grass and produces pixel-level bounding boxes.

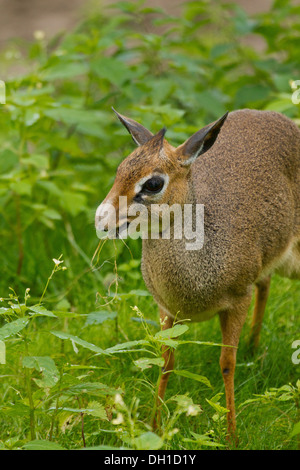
[0,0,300,450]
[0,264,299,450]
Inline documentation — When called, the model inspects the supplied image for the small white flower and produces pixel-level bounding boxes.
[186,405,199,416]
[112,413,124,425]
[34,30,45,40]
[168,428,179,437]
[53,258,63,266]
[114,393,125,406]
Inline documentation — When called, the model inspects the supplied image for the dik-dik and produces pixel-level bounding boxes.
[95,108,300,440]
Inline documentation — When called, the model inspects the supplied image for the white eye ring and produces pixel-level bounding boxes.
[134,173,169,197]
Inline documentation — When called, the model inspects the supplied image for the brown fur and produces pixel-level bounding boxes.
[142,110,300,320]
[96,108,300,442]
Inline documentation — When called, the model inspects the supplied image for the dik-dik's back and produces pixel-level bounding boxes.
[141,109,300,321]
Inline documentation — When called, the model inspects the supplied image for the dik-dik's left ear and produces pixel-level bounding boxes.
[177,112,228,166]
[112,108,154,146]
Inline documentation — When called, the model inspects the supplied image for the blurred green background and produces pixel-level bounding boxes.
[0,0,299,450]
[0,0,299,304]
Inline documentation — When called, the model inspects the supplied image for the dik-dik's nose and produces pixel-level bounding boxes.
[95,203,109,231]
[95,199,117,237]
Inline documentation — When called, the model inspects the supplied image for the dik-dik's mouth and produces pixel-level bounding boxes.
[96,220,130,240]
[116,220,130,238]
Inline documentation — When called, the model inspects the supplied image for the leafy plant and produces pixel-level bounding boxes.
[0,0,299,450]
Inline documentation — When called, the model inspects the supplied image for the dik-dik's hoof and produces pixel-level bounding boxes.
[226,428,239,448]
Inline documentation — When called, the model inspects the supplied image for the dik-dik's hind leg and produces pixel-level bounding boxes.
[249,276,271,350]
[219,294,252,442]
[152,309,174,430]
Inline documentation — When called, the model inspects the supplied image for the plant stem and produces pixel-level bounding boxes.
[49,365,64,441]
[39,255,63,304]
[25,369,36,440]
[15,193,24,275]
[24,337,36,440]
[77,397,86,447]
[150,366,163,429]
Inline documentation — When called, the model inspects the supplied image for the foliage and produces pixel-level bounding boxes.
[0,0,299,449]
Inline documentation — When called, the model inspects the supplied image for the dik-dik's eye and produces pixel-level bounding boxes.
[142,176,165,194]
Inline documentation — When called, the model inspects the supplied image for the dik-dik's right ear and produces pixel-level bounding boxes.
[177,112,228,166]
[112,108,154,146]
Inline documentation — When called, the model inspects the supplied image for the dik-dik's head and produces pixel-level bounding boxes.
[95,109,227,238]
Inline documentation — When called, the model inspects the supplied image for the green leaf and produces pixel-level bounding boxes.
[84,310,117,327]
[55,299,71,310]
[24,109,40,127]
[115,289,150,299]
[23,440,65,450]
[206,397,229,415]
[21,154,49,169]
[43,208,62,221]
[44,107,107,138]
[0,318,29,341]
[37,180,62,197]
[134,357,164,370]
[10,181,32,196]
[10,95,35,107]
[194,90,227,118]
[64,382,118,397]
[133,432,163,450]
[0,307,15,316]
[50,404,108,420]
[128,289,150,296]
[170,394,202,415]
[91,57,133,87]
[264,95,295,113]
[51,331,109,355]
[234,85,270,107]
[155,324,189,340]
[0,402,30,417]
[173,369,212,389]
[22,356,59,388]
[233,5,257,34]
[184,432,225,448]
[28,305,57,317]
[43,62,89,80]
[86,401,108,420]
[290,421,300,438]
[105,339,149,354]
[59,190,87,216]
[0,149,19,174]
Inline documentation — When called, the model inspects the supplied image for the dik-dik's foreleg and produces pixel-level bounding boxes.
[219,295,252,442]
[152,310,174,430]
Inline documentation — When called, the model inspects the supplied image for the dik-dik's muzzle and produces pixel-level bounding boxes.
[95,197,129,239]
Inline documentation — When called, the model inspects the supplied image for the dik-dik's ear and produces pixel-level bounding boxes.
[112,108,153,146]
[177,112,228,166]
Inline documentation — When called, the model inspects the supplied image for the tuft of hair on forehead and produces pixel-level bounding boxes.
[124,127,168,165]
[116,126,180,186]
[142,127,167,154]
